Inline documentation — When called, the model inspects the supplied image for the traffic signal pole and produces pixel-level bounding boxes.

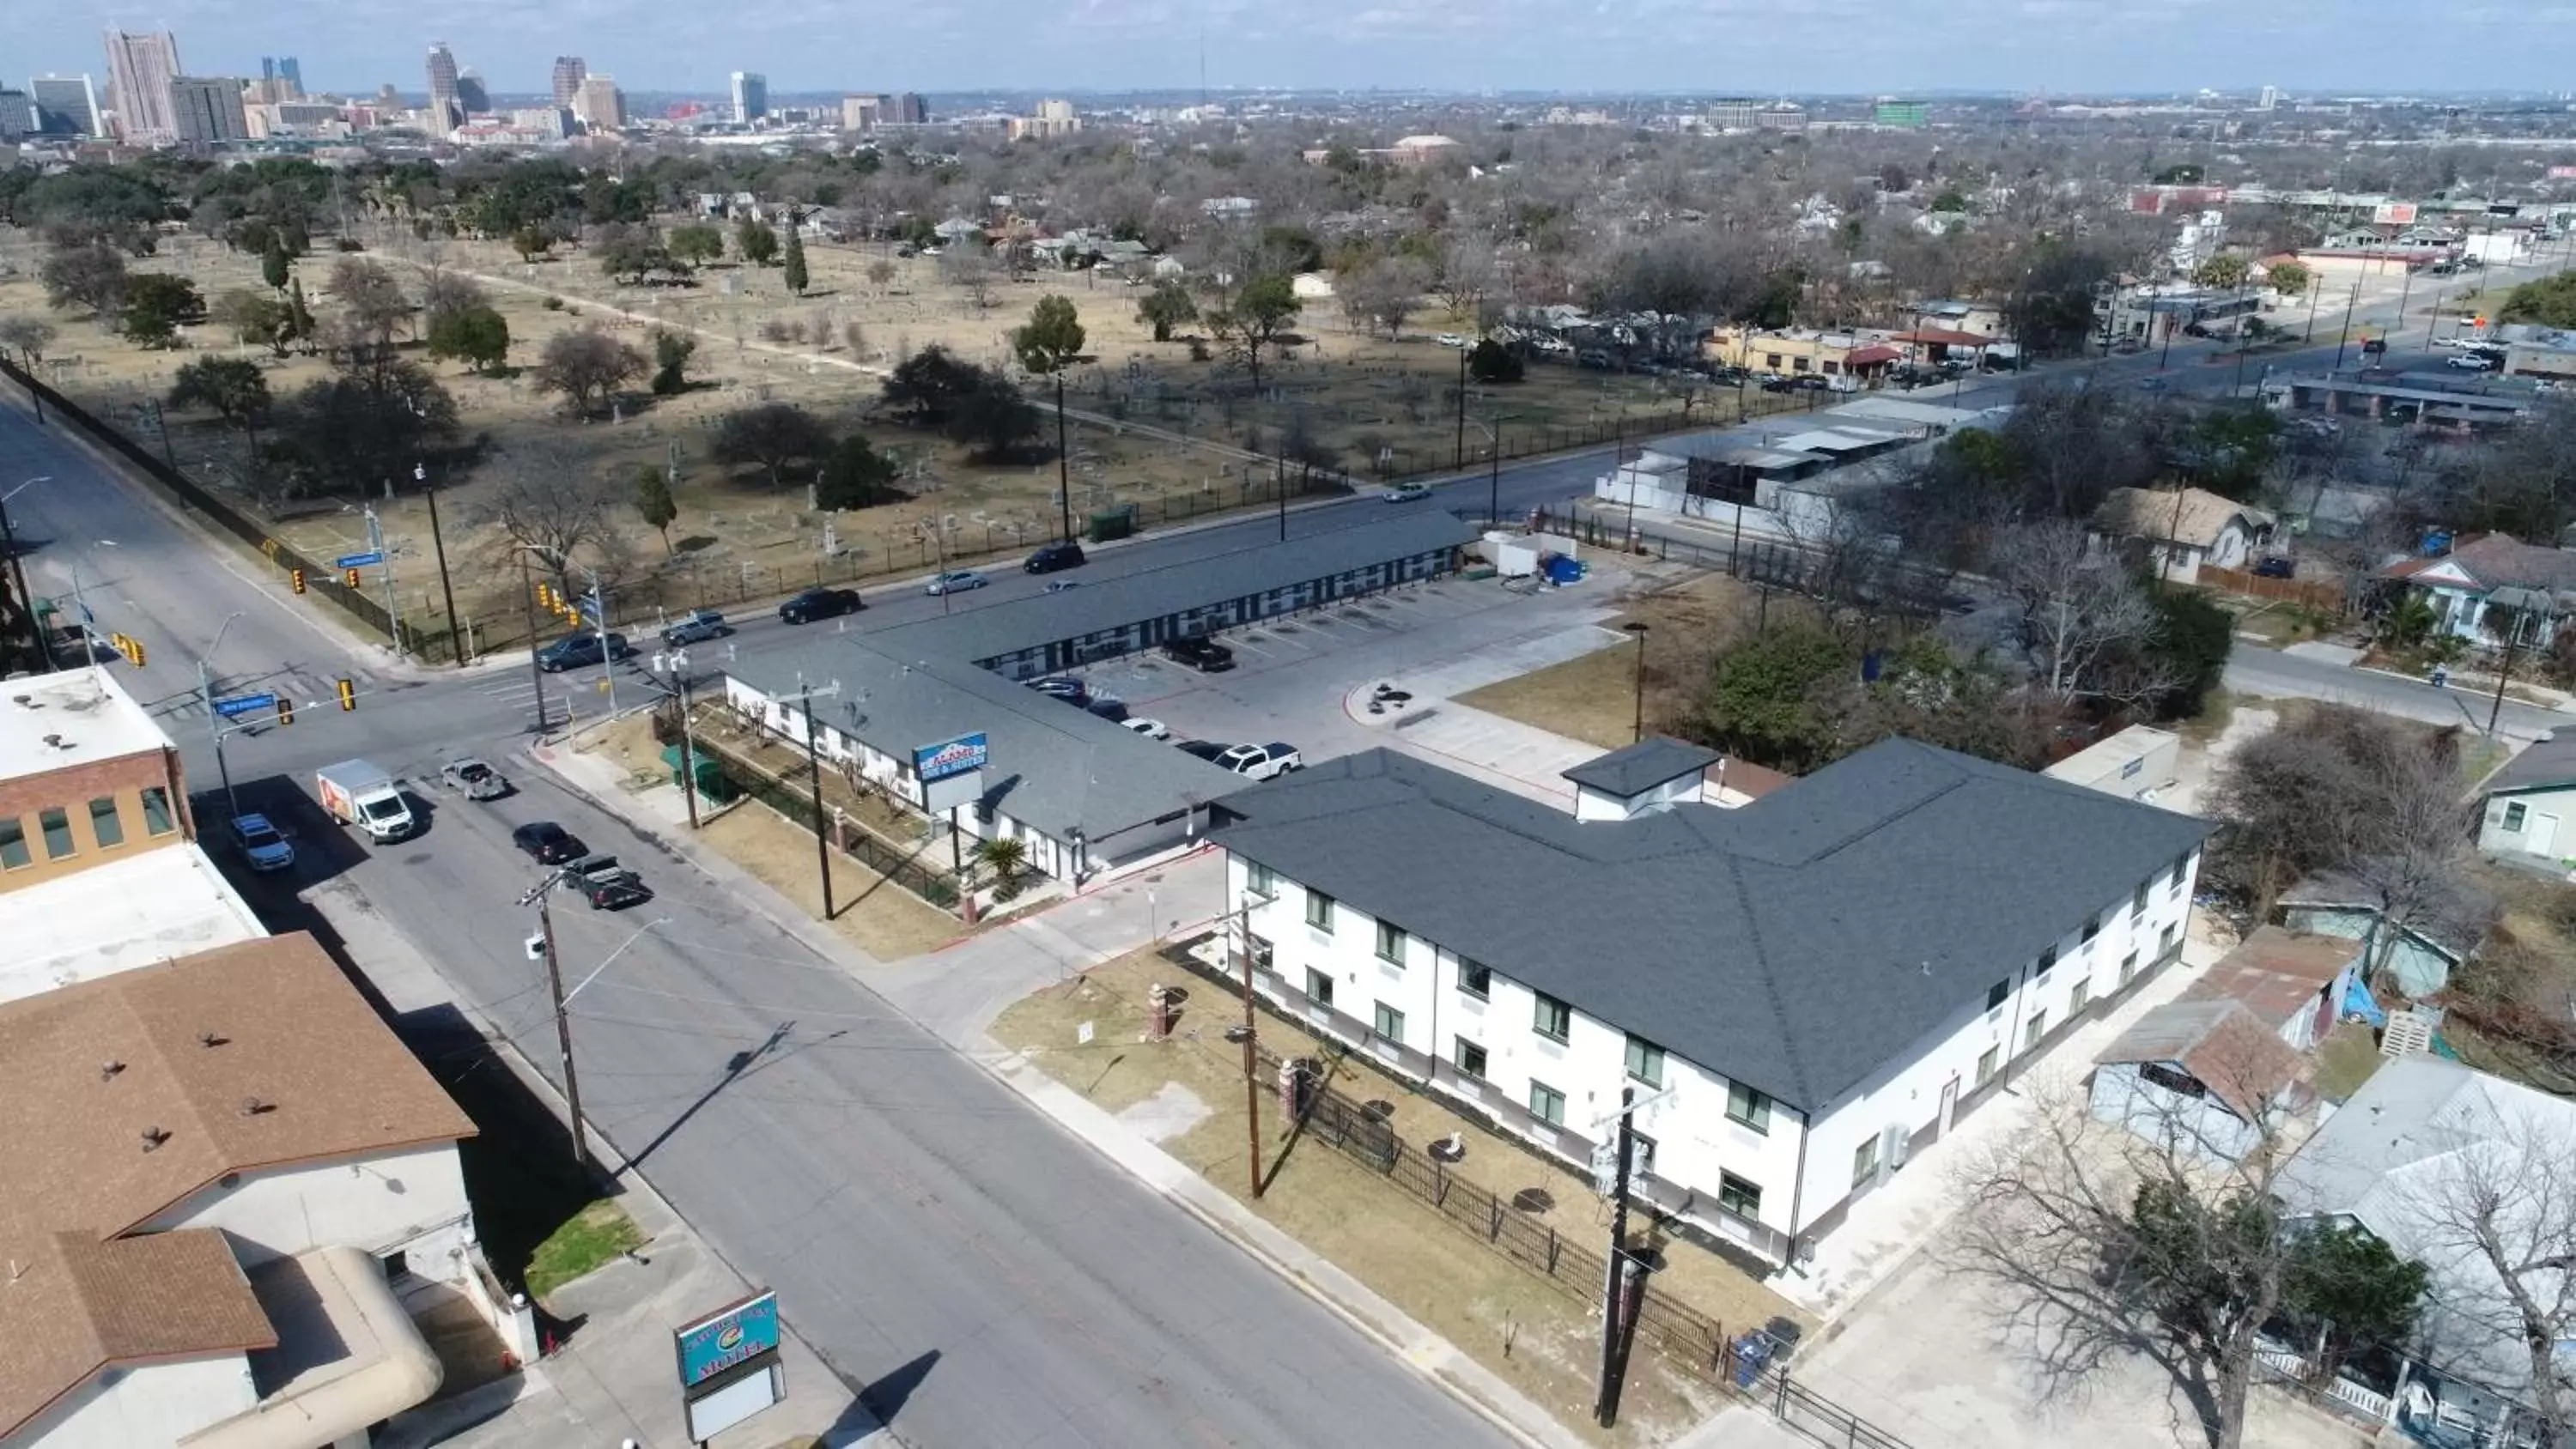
[519,555,550,732]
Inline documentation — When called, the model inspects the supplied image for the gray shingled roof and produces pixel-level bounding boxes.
[1211,741,2213,1113]
[872,511,1478,664]
[2481,731,2576,797]
[724,640,1242,842]
[1561,737,1722,798]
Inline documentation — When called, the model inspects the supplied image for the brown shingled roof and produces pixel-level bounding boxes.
[0,932,474,1438]
[2182,925,2359,1033]
[2098,999,2310,1122]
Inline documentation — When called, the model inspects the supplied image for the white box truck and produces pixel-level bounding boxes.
[317,760,415,843]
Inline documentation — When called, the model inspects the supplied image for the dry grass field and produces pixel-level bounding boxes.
[0,220,1757,652]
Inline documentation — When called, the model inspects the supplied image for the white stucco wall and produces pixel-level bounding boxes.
[1231,841,2202,1258]
[2480,788,2575,862]
[19,1353,255,1449]
[138,1144,473,1280]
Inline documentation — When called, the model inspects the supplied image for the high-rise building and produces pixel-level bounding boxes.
[890,92,928,124]
[840,94,883,132]
[278,55,301,93]
[31,75,101,136]
[2257,84,2281,112]
[551,56,586,109]
[103,30,183,142]
[168,76,249,144]
[574,74,624,132]
[425,41,460,128]
[0,91,33,140]
[731,71,768,124]
[454,69,489,115]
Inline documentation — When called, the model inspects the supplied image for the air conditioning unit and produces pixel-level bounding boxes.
[1881,1123,1911,1175]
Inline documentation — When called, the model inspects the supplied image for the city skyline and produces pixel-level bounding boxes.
[33,3,2576,98]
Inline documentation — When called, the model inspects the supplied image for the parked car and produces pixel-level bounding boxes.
[1216,743,1303,780]
[661,609,729,646]
[1176,739,1230,762]
[1084,696,1132,724]
[1383,482,1431,504]
[512,821,587,864]
[1124,718,1172,741]
[1024,541,1087,573]
[440,757,509,800]
[2135,377,2169,393]
[229,813,295,872]
[1163,636,1236,673]
[1576,349,1615,370]
[1028,676,1088,703]
[2448,354,2496,372]
[1044,580,1082,593]
[778,588,863,625]
[1759,376,1797,393]
[2111,337,2147,355]
[1435,333,1467,349]
[2252,555,2298,579]
[537,632,631,672]
[926,570,989,596]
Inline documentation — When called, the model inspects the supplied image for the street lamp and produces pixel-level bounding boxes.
[417,460,465,668]
[2,477,54,670]
[1622,621,1649,744]
[1467,415,1513,525]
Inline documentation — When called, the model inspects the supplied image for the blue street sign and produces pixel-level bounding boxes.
[213,692,277,718]
[334,550,385,569]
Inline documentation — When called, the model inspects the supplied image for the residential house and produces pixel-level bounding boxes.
[0,932,502,1449]
[1210,739,2209,1265]
[2380,533,2576,648]
[2088,998,2310,1164]
[2476,731,2576,864]
[1704,327,1899,383]
[2092,486,2275,585]
[1911,300,2007,339]
[2279,1058,2576,1446]
[2181,925,2366,1051]
[2280,872,2482,999]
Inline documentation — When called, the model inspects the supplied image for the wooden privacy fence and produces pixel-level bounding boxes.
[2198,564,2345,612]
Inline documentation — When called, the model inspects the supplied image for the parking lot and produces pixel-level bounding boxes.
[1043,564,1645,798]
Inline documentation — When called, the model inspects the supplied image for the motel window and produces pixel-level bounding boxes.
[2503,802,2528,833]
[1245,861,1279,898]
[1529,1081,1565,1126]
[140,787,176,835]
[1246,934,1274,972]
[1625,1036,1666,1088]
[1455,1037,1487,1080]
[2081,913,2100,945]
[2069,979,2092,1016]
[1765,352,1783,369]
[88,797,125,849]
[2036,945,2057,975]
[1373,1002,1406,1046]
[1727,1082,1773,1134]
[1852,1136,1880,1188]
[1791,356,1812,373]
[1533,993,1571,1044]
[1305,890,1335,932]
[1975,1046,2000,1088]
[2169,853,2190,894]
[0,817,27,870]
[1459,960,1492,999]
[2132,882,2150,919]
[2121,950,2140,986]
[1985,979,2010,1012]
[1717,1172,1763,1219]
[1375,919,1406,965]
[2023,1009,2049,1054]
[38,808,74,860]
[1305,970,1334,1010]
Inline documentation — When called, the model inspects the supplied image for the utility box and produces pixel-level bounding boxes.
[1087,506,1138,543]
[661,744,738,803]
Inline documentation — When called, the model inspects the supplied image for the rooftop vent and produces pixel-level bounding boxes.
[239,1097,272,1117]
[40,733,70,752]
[198,1031,229,1049]
[9,694,33,709]
[100,1060,125,1081]
[140,1127,170,1152]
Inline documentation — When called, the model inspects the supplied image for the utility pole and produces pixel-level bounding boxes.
[197,612,246,820]
[518,554,550,732]
[1487,421,1503,525]
[1276,454,1288,542]
[778,678,841,918]
[363,502,406,655]
[521,876,592,1174]
[0,483,53,671]
[1452,346,1468,470]
[675,670,702,830]
[1594,1083,1641,1428]
[1054,372,1073,543]
[1234,893,1265,1199]
[420,463,464,667]
[2332,276,2362,369]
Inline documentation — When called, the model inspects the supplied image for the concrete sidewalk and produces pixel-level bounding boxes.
[304,876,883,1449]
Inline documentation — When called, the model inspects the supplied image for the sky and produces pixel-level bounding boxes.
[33,0,2576,99]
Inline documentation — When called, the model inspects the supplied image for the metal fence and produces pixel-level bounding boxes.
[677,720,960,912]
[0,354,417,654]
[1763,1370,1915,1449]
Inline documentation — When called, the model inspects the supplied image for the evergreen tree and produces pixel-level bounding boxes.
[782,225,809,296]
[260,235,291,292]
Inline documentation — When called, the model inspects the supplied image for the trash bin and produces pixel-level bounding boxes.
[1730,1332,1772,1389]
[660,744,736,803]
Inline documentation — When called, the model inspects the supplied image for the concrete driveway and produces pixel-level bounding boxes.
[1054,570,1633,802]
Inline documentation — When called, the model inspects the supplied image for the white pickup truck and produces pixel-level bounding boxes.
[316,760,415,843]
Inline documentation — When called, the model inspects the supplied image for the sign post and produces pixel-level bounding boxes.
[914,732,990,886]
[675,1289,785,1443]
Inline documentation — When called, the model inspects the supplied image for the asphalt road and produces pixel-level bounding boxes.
[0,400,1509,1449]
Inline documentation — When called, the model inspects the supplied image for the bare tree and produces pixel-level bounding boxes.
[419,270,489,330]
[1435,234,1499,318]
[0,315,58,363]
[1998,520,2178,707]
[1948,1073,2315,1449]
[325,257,410,356]
[532,325,647,419]
[2386,1092,2576,1442]
[483,443,620,594]
[942,247,999,310]
[1340,257,1430,338]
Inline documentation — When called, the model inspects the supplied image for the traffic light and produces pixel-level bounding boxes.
[275,696,295,726]
[537,581,556,612]
[111,633,144,667]
[336,678,356,712]
[290,567,307,595]
[343,567,361,589]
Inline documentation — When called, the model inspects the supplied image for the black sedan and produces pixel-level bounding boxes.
[580,870,654,910]
[780,588,864,625]
[511,821,587,864]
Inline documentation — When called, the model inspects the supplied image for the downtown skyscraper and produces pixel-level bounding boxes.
[551,56,587,110]
[425,41,460,128]
[102,29,182,143]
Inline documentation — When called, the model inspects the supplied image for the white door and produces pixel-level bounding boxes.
[2531,813,2560,858]
[1938,1075,1959,1138]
